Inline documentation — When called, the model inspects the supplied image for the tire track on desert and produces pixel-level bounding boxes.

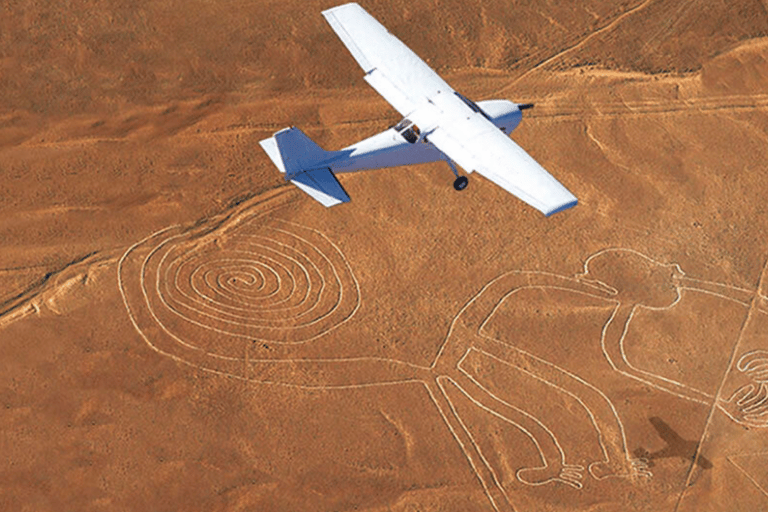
[498,0,655,93]
[527,94,768,121]
[19,90,768,151]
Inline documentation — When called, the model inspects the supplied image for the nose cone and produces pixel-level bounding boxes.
[476,99,522,133]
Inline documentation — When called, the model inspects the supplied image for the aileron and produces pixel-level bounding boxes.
[322,7,375,72]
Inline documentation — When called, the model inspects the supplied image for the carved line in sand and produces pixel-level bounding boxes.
[430,266,649,501]
[574,250,768,426]
[120,224,768,512]
[727,450,768,500]
[118,191,362,369]
[426,248,768,511]
[152,225,357,342]
[728,456,768,499]
[719,350,768,428]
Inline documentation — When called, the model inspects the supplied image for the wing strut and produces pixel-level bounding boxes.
[444,156,461,178]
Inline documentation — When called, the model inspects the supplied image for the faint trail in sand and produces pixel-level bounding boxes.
[528,93,768,121]
[639,0,696,54]
[17,115,386,150]
[497,0,654,94]
[19,92,768,152]
[727,456,768,499]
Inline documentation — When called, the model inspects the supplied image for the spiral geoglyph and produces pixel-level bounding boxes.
[118,197,360,367]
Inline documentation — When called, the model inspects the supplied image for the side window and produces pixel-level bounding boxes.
[401,124,420,143]
[393,118,421,144]
[393,118,412,132]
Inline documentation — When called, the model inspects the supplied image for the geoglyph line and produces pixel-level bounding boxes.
[157,233,335,328]
[727,456,768,500]
[434,376,516,512]
[460,347,629,483]
[119,190,361,365]
[118,203,768,512]
[454,351,587,489]
[143,222,359,348]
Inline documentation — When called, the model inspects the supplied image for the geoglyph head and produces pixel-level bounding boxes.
[576,249,684,308]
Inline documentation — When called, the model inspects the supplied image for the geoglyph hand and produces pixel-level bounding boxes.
[720,383,768,428]
[588,457,652,480]
[739,351,768,384]
[517,462,585,489]
[718,351,768,428]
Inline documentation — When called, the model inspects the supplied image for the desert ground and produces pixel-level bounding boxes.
[3,1,768,510]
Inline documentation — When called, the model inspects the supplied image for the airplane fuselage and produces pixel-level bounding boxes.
[316,99,525,174]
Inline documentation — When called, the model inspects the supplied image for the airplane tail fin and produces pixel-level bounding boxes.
[259,127,350,207]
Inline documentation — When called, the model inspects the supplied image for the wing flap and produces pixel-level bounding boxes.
[290,168,351,208]
[363,68,418,116]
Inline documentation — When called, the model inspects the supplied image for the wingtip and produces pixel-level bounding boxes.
[322,2,362,16]
[545,199,578,217]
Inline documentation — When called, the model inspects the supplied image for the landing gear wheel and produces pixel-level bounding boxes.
[453,176,469,191]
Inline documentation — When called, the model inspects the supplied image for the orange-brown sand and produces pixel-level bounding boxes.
[3,1,768,510]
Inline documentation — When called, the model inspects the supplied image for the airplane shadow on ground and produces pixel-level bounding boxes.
[634,417,713,471]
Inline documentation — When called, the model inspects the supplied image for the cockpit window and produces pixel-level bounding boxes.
[393,118,412,132]
[454,92,491,120]
[393,118,420,144]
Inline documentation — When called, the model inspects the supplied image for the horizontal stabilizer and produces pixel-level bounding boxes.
[291,168,351,207]
[274,127,330,176]
[259,136,286,173]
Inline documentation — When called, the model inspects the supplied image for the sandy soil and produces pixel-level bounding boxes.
[3,1,768,511]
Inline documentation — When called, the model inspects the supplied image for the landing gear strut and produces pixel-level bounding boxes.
[445,158,468,191]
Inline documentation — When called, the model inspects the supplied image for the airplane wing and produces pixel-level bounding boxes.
[322,3,577,216]
[322,3,451,116]
[421,104,578,216]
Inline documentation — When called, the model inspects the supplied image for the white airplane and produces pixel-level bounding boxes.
[260,3,577,216]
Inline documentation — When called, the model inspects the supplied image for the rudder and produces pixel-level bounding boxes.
[260,127,333,176]
[259,127,350,207]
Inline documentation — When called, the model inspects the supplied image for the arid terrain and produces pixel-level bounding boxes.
[3,1,768,511]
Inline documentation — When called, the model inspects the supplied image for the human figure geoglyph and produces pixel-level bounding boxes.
[118,200,768,512]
